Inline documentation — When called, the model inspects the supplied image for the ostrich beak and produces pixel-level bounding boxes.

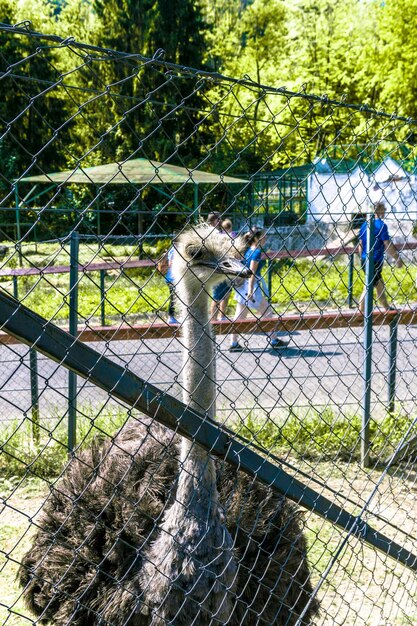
[202,257,252,278]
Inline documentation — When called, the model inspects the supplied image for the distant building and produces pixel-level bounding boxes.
[252,156,417,237]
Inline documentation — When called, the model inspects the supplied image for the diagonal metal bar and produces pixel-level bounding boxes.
[0,289,416,572]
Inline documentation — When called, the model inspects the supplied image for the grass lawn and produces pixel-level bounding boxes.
[1,242,416,324]
[1,478,45,626]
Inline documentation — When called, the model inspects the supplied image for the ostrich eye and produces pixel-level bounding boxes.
[186,245,204,260]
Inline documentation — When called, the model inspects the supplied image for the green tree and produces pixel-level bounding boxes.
[55,0,98,43]
[0,0,78,242]
[200,0,242,71]
[203,0,290,171]
[286,0,372,100]
[0,0,71,178]
[270,0,380,166]
[82,0,209,163]
[369,0,417,118]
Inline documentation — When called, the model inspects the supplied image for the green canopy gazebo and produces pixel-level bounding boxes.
[16,158,249,239]
[20,158,248,186]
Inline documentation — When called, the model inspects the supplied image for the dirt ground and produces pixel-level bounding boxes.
[1,460,416,626]
[303,459,417,625]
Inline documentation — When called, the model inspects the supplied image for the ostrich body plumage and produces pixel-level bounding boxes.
[19,224,319,625]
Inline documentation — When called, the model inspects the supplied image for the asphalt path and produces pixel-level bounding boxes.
[0,322,416,427]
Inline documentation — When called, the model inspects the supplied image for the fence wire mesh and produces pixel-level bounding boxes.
[0,22,417,626]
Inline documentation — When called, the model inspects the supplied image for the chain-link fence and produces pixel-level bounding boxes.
[1,22,417,626]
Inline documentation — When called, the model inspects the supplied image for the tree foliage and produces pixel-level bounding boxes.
[370,0,417,118]
[0,0,72,184]
[2,0,417,191]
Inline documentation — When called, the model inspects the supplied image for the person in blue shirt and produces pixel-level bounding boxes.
[358,201,403,313]
[210,218,236,321]
[229,227,288,351]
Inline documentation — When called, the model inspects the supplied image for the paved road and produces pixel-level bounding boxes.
[0,322,416,427]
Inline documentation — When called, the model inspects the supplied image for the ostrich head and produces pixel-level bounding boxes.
[172,223,251,299]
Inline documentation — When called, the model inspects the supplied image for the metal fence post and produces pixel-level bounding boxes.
[388,315,399,415]
[96,202,101,236]
[347,252,354,308]
[362,214,375,468]
[267,257,273,304]
[29,348,40,444]
[12,270,40,443]
[100,269,106,326]
[14,184,23,266]
[193,183,199,222]
[68,231,79,452]
[12,274,18,300]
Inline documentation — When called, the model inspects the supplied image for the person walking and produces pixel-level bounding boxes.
[221,218,237,238]
[210,218,236,321]
[207,211,222,230]
[358,201,403,313]
[229,227,288,351]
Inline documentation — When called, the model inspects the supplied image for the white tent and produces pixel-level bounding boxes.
[307,161,371,223]
[307,157,417,231]
[371,156,407,184]
[368,157,417,230]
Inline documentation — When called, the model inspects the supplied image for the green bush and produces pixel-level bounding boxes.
[0,407,129,479]
[1,404,415,480]
[237,407,416,462]
[3,245,417,322]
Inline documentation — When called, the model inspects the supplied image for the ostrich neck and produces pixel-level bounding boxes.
[177,287,217,504]
[181,291,214,416]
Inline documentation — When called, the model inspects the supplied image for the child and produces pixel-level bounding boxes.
[229,227,288,351]
[210,218,236,321]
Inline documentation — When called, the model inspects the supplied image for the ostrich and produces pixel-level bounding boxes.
[19,223,319,625]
